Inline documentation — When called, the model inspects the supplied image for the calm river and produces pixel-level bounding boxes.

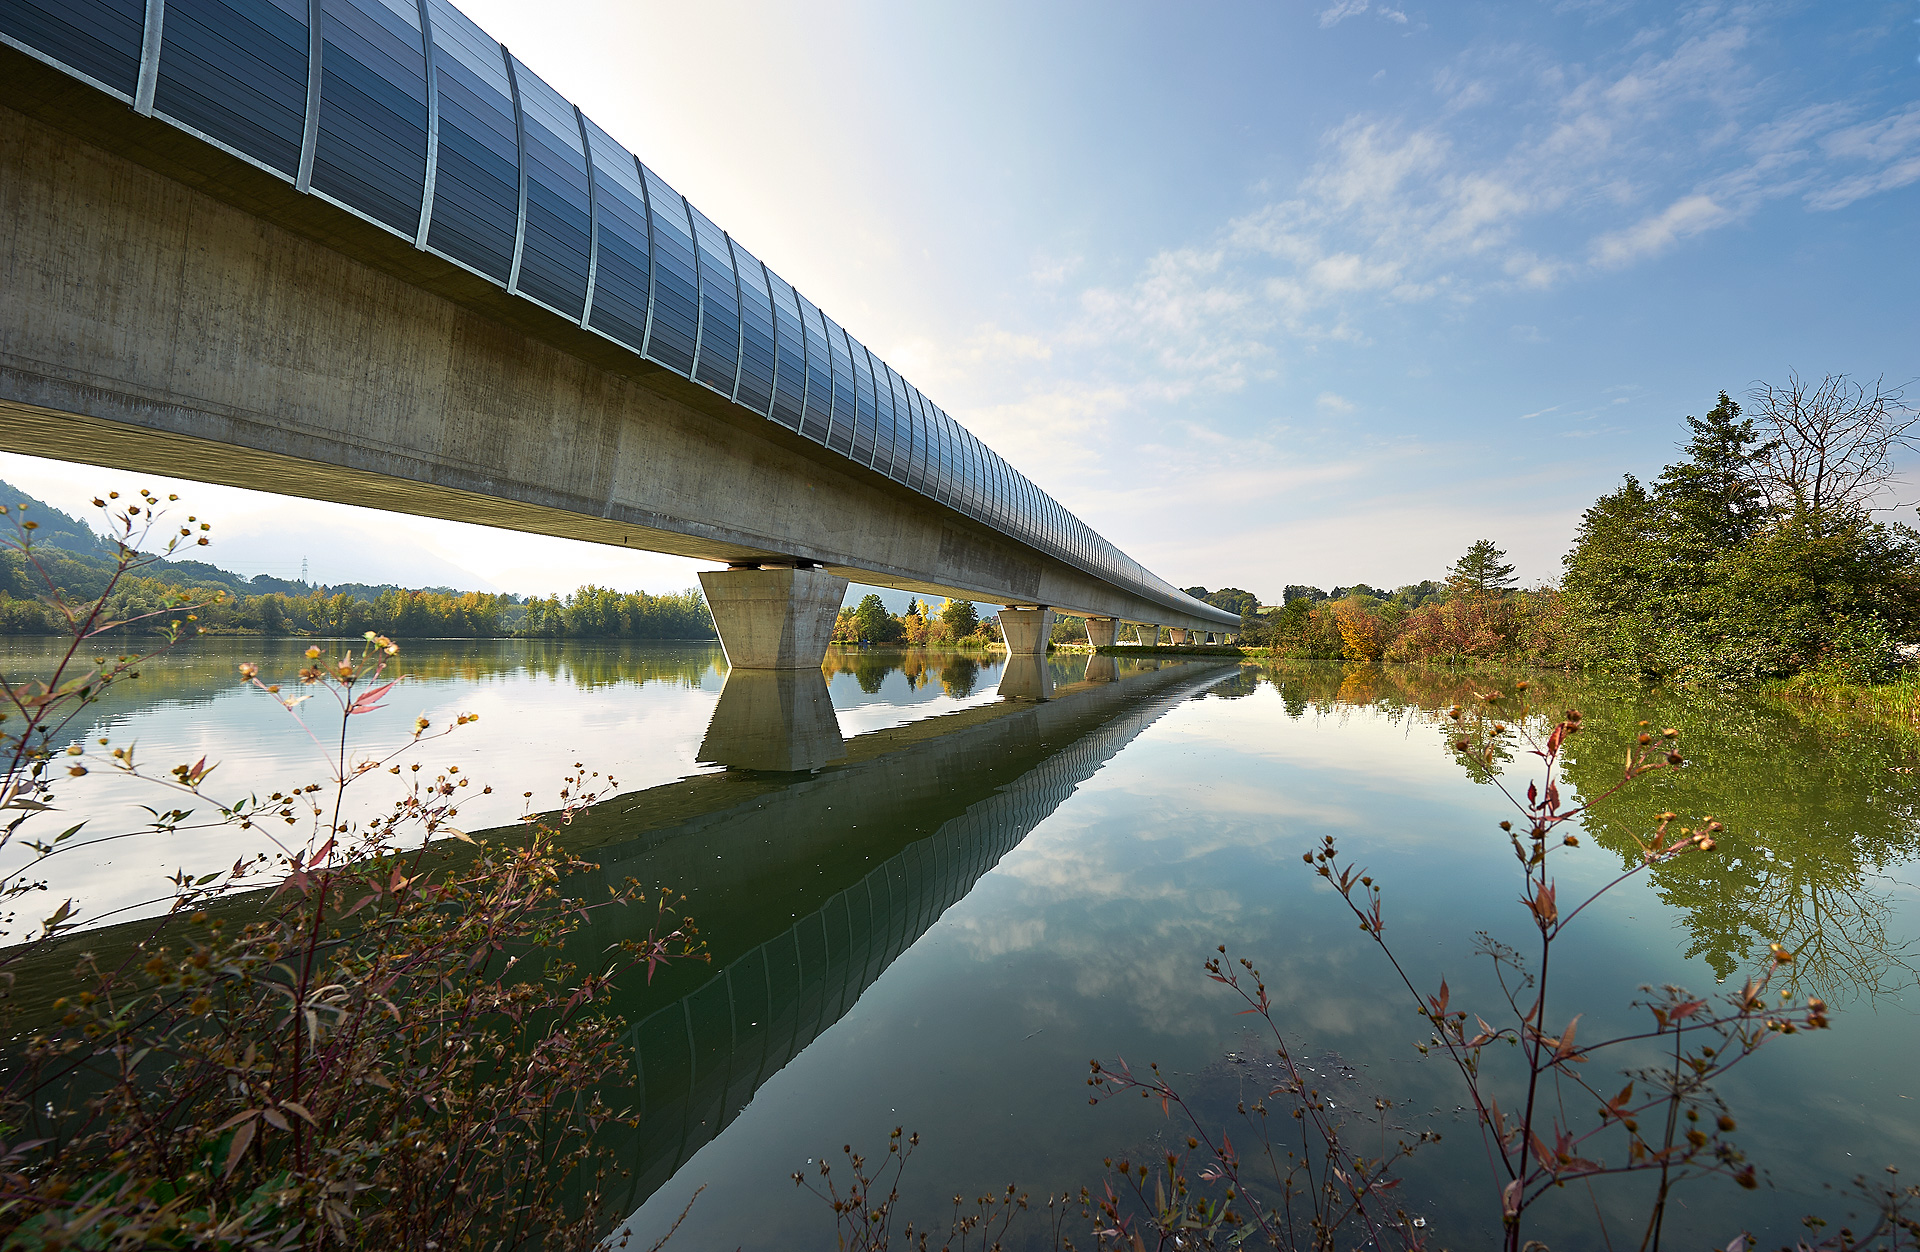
[5,637,1917,1248]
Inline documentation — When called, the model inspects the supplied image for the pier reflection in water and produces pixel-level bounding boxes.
[697,669,847,772]
[551,654,1240,1218]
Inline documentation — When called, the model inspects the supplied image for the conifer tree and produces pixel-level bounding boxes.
[1446,540,1517,595]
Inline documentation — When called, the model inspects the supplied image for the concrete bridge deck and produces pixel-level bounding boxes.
[0,2,1240,662]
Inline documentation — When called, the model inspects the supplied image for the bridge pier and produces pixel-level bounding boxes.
[1168,628,1189,645]
[698,567,849,670]
[1136,623,1159,646]
[999,607,1055,657]
[1086,617,1118,648]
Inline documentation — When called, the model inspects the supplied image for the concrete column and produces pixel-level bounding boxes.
[1137,623,1159,646]
[1168,627,1188,645]
[1086,616,1118,648]
[697,668,846,771]
[999,606,1055,657]
[698,566,849,670]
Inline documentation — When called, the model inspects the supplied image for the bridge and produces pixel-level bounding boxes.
[0,0,1241,666]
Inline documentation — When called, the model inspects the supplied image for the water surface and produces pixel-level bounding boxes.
[6,642,1917,1249]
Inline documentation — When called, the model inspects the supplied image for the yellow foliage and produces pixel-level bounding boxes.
[1332,597,1382,662]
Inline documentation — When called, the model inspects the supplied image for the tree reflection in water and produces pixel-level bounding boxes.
[1257,661,1920,1006]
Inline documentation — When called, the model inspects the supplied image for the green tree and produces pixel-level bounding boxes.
[852,593,894,643]
[1654,391,1767,553]
[1204,587,1259,616]
[1563,392,1920,682]
[1446,540,1517,595]
[941,598,979,639]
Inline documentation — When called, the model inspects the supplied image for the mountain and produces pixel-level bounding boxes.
[0,480,512,603]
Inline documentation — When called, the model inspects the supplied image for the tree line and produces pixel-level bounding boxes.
[833,594,999,648]
[0,577,713,640]
[1240,373,1920,682]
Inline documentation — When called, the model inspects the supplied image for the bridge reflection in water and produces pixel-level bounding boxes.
[561,652,1241,1216]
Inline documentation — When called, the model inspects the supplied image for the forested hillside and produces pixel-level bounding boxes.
[0,482,713,639]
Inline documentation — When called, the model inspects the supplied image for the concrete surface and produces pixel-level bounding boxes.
[999,608,1055,657]
[698,567,848,670]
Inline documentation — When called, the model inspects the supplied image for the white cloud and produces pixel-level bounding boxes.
[1589,193,1732,266]
[1808,102,1920,210]
[962,324,1054,363]
[993,4,1920,417]
[1318,0,1369,28]
[1316,391,1357,414]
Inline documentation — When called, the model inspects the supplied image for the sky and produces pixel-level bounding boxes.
[11,0,1920,601]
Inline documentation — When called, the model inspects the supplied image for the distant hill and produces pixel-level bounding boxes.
[0,480,505,604]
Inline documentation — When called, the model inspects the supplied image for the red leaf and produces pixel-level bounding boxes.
[224,1117,257,1177]
[347,680,398,715]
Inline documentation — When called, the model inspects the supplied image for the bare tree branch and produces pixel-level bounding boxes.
[1745,372,1919,523]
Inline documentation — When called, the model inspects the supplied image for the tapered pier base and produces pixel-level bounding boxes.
[999,606,1055,657]
[699,567,849,670]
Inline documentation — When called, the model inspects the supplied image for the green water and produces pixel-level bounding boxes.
[5,640,1917,1248]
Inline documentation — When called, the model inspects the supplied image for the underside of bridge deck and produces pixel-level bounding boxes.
[0,88,1237,651]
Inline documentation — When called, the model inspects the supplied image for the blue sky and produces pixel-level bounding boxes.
[11,0,1919,601]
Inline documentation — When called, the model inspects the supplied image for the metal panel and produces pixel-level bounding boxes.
[871,357,897,478]
[987,444,1005,526]
[730,239,777,417]
[905,384,932,496]
[688,203,741,394]
[823,314,855,457]
[795,294,832,445]
[848,335,877,467]
[639,165,698,374]
[765,269,807,431]
[153,0,309,177]
[959,424,982,518]
[422,0,516,282]
[928,401,953,506]
[310,0,428,235]
[0,0,147,99]
[579,116,649,348]
[507,55,589,319]
[884,366,913,485]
